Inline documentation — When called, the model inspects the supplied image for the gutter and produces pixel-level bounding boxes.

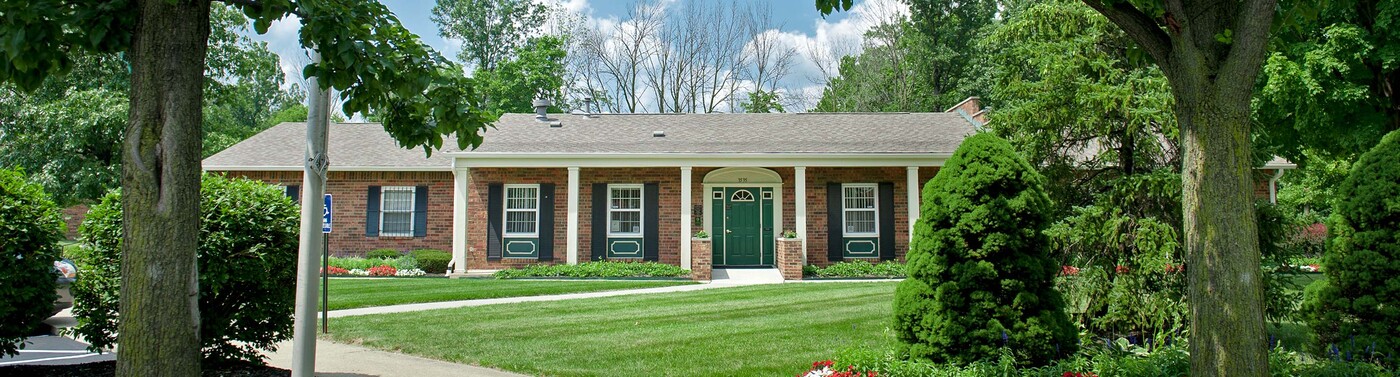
[1268,169,1285,204]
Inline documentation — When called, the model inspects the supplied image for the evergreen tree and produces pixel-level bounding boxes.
[894,133,1076,365]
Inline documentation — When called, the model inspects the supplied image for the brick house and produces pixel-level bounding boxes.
[203,98,1293,280]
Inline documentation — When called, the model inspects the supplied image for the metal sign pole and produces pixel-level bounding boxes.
[291,49,331,377]
[322,193,331,334]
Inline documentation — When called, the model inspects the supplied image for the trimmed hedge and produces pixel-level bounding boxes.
[73,174,299,363]
[328,256,417,271]
[410,249,451,274]
[494,261,688,279]
[803,261,905,278]
[365,248,402,259]
[0,168,65,357]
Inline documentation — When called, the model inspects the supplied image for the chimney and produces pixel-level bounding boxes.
[945,97,986,125]
[532,98,552,121]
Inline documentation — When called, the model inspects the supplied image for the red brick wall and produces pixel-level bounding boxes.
[217,170,454,256]
[464,168,567,269]
[800,167,940,267]
[62,204,89,240]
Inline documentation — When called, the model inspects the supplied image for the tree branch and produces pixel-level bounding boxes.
[214,0,305,19]
[1218,0,1279,93]
[1082,0,1173,67]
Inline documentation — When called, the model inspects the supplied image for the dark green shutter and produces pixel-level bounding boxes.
[413,186,429,237]
[285,185,300,202]
[486,184,503,261]
[827,183,843,262]
[643,183,659,262]
[878,182,895,261]
[365,186,381,237]
[538,184,555,261]
[591,183,607,261]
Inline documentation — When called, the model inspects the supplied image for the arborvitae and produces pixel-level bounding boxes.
[1303,130,1400,364]
[894,133,1077,365]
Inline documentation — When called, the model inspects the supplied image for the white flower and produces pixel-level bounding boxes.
[395,268,426,277]
[349,268,368,276]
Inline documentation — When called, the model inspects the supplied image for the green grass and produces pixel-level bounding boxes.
[326,278,696,310]
[327,282,897,377]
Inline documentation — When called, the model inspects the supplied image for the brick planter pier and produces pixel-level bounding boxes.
[690,238,712,281]
[776,238,803,280]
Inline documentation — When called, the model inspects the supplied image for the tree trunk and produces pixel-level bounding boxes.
[1176,82,1269,376]
[118,1,210,376]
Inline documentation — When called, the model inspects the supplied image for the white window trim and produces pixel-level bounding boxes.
[841,183,879,237]
[503,184,541,238]
[379,186,416,237]
[607,184,645,238]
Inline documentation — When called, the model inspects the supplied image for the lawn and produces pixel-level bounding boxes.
[327,282,897,376]
[326,278,696,310]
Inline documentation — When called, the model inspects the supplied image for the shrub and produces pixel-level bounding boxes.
[410,249,451,274]
[0,168,64,357]
[366,248,402,259]
[494,261,688,278]
[804,261,906,278]
[895,133,1076,365]
[1303,130,1400,363]
[73,174,298,363]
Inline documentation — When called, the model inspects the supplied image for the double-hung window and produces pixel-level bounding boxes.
[379,186,416,237]
[504,184,540,237]
[842,184,878,236]
[608,185,643,236]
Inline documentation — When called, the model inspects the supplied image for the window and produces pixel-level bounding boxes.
[504,185,540,237]
[842,184,878,236]
[608,185,643,236]
[380,186,415,237]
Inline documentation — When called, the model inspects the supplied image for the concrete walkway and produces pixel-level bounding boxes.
[264,340,527,377]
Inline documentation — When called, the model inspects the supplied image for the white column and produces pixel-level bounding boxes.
[680,167,693,269]
[794,166,807,265]
[567,167,581,264]
[907,166,920,239]
[452,167,469,274]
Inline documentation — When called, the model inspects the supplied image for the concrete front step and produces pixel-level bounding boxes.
[711,268,785,284]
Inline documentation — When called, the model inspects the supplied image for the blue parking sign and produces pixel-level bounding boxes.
[322,194,332,233]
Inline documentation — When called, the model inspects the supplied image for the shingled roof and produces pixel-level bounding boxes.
[202,112,979,170]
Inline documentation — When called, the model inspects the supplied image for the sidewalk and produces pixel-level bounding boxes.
[264,340,527,377]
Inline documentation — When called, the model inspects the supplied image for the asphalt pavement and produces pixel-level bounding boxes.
[0,309,115,367]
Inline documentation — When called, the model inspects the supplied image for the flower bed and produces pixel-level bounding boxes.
[493,261,689,279]
[803,261,905,279]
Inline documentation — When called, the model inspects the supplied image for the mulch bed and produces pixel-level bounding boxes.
[0,360,289,376]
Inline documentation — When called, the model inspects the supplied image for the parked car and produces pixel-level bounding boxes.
[52,259,78,315]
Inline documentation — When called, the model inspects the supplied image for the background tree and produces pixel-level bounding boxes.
[474,35,567,114]
[0,4,300,205]
[0,1,493,375]
[1301,130,1400,364]
[894,133,1077,366]
[739,90,785,113]
[432,0,550,71]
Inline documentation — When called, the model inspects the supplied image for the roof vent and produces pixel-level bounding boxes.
[653,131,665,137]
[532,98,552,121]
[549,121,562,128]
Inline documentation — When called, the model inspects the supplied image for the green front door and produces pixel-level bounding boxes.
[723,187,763,265]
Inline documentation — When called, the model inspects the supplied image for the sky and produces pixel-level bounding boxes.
[249,0,906,112]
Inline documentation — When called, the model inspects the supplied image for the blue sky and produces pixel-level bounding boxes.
[250,0,900,111]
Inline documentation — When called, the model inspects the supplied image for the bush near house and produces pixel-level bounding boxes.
[895,133,1077,366]
[494,261,688,279]
[803,261,906,278]
[1303,130,1400,364]
[366,248,402,259]
[0,168,65,357]
[410,249,451,274]
[73,174,299,363]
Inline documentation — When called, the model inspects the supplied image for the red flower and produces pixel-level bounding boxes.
[1060,265,1081,276]
[321,266,349,275]
[1164,264,1184,274]
[367,265,397,276]
[1115,265,1130,274]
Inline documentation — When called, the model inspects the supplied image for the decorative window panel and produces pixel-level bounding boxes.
[842,184,878,236]
[608,185,643,236]
[380,186,415,237]
[505,185,539,236]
